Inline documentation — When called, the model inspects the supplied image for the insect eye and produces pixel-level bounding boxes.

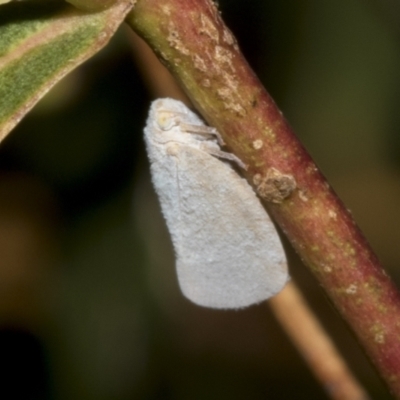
[156,111,178,131]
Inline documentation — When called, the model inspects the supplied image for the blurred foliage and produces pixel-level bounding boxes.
[0,0,400,399]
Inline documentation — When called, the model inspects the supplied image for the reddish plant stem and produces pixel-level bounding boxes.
[126,0,400,396]
[127,30,369,398]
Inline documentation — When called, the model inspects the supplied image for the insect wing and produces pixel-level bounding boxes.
[166,145,288,308]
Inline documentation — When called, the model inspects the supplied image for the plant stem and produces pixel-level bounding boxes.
[126,1,400,396]
[270,282,370,400]
[127,29,370,399]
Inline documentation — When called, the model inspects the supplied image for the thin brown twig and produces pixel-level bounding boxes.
[127,27,190,103]
[270,282,370,400]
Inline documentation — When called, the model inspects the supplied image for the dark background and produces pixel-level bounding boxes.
[1,0,400,398]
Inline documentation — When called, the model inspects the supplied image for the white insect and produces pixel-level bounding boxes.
[144,98,288,309]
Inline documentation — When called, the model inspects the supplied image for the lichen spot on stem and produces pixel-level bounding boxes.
[252,139,263,150]
[199,14,219,43]
[256,168,296,203]
[370,324,386,344]
[345,284,357,295]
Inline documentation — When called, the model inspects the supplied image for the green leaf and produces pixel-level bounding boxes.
[66,0,119,12]
[0,0,135,141]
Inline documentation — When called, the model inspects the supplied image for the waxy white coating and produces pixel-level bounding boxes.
[144,98,288,309]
